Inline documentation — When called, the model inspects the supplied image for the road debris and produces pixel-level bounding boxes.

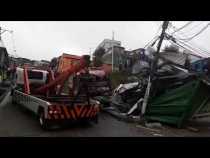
[186,126,199,132]
[145,122,162,129]
[96,45,210,128]
[136,124,161,133]
[152,133,163,137]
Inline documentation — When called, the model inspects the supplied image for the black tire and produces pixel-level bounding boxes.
[38,110,50,130]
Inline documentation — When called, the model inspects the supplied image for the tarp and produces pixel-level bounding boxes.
[145,79,210,128]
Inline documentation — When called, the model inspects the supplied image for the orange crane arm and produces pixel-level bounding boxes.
[34,56,89,95]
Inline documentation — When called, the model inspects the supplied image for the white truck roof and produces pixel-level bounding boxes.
[16,67,48,85]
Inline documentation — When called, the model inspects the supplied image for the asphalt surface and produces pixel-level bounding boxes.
[1,92,210,137]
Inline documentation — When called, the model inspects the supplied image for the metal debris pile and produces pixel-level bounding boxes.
[95,47,210,128]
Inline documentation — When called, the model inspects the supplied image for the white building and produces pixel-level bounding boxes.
[95,39,121,53]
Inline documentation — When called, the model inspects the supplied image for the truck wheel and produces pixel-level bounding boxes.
[38,111,50,130]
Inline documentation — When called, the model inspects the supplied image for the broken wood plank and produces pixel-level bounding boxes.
[136,124,161,133]
[186,126,199,132]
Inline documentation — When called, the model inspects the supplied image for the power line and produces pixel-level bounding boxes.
[179,23,210,42]
[167,40,203,59]
[167,38,203,58]
[177,23,205,40]
[168,23,210,56]
[174,31,210,56]
[144,36,159,49]
[171,21,193,35]
[165,33,209,58]
[144,22,162,49]
[173,33,210,56]
[184,22,204,33]
[175,38,210,57]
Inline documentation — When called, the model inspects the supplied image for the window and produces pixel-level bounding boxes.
[28,71,43,80]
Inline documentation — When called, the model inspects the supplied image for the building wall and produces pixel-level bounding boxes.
[95,39,121,53]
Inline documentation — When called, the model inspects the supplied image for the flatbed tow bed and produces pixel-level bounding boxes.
[11,55,100,130]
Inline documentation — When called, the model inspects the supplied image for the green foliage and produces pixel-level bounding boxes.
[109,71,129,89]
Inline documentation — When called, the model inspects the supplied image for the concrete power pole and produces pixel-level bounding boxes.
[112,31,115,71]
[141,21,169,115]
[89,48,92,61]
[0,27,1,40]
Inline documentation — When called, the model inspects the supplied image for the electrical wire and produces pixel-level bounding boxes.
[175,38,210,57]
[173,33,210,56]
[165,33,209,58]
[144,36,159,49]
[171,21,193,35]
[170,22,205,38]
[185,22,204,33]
[168,40,203,59]
[167,23,210,56]
[144,22,162,49]
[179,23,210,41]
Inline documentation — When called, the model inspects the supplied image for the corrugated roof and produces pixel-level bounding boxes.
[159,52,187,66]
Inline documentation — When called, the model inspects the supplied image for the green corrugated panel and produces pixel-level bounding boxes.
[145,79,210,127]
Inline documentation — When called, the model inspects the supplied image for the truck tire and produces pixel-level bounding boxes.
[38,110,50,130]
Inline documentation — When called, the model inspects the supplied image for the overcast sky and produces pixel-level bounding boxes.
[1,21,210,61]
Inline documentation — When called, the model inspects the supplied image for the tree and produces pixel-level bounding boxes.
[93,56,103,67]
[94,47,106,58]
[93,47,106,67]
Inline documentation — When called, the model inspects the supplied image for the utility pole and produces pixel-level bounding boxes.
[89,48,92,61]
[112,30,115,72]
[141,21,169,115]
[0,27,2,40]
[151,21,169,76]
[112,45,114,71]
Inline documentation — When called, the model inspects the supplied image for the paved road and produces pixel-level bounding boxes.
[0,98,151,137]
[1,93,210,137]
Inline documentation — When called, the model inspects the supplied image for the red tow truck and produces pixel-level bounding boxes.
[12,55,100,130]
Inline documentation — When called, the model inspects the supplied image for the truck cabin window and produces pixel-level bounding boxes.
[28,71,43,80]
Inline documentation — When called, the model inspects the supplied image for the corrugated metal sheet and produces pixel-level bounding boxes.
[145,79,210,127]
[159,52,187,66]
